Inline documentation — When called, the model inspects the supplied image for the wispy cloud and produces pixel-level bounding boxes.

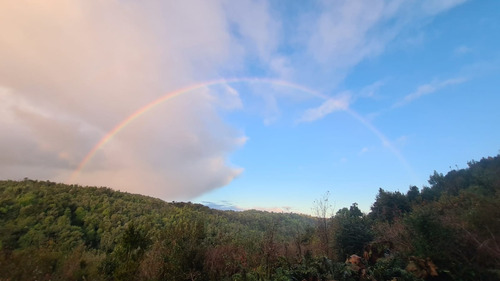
[453,45,472,56]
[393,77,468,108]
[304,0,468,71]
[298,93,351,123]
[358,79,386,99]
[358,147,369,155]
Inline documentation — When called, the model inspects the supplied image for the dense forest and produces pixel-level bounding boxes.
[1,155,499,281]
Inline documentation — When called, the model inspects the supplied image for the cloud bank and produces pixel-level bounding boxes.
[0,1,251,200]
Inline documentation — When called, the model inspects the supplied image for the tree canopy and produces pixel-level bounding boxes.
[1,154,499,280]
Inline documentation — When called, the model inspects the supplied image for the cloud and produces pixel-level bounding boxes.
[454,45,472,56]
[358,147,369,155]
[299,93,351,122]
[208,84,244,111]
[0,0,470,203]
[358,80,386,98]
[306,0,388,68]
[0,0,250,200]
[421,0,468,15]
[393,77,467,108]
[223,0,280,62]
[302,0,467,73]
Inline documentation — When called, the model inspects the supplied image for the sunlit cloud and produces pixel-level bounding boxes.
[0,0,249,200]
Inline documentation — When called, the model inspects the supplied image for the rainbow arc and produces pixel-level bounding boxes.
[69,78,415,183]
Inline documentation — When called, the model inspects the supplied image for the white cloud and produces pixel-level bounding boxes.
[223,0,280,61]
[393,77,467,108]
[0,0,249,200]
[307,0,388,68]
[270,56,294,79]
[208,84,244,111]
[303,0,468,72]
[299,93,351,122]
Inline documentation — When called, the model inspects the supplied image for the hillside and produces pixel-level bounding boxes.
[1,155,499,280]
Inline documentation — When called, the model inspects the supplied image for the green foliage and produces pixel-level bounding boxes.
[368,256,422,281]
[405,206,458,263]
[334,203,373,259]
[370,155,500,280]
[406,185,421,203]
[370,188,411,223]
[0,154,499,280]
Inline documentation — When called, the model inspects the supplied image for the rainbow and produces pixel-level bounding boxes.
[69,77,415,183]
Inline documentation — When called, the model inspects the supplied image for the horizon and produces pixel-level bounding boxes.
[1,1,499,215]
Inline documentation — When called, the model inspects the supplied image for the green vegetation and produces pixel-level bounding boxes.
[1,155,499,280]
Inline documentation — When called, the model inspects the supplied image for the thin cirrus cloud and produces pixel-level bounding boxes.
[393,77,468,108]
[298,0,469,89]
[454,45,472,56]
[305,1,469,68]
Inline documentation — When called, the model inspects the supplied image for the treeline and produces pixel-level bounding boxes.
[0,155,499,280]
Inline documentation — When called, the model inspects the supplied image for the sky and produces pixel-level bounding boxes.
[1,0,499,215]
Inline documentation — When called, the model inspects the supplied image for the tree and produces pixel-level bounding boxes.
[101,223,151,280]
[334,203,373,259]
[406,185,420,204]
[370,188,410,223]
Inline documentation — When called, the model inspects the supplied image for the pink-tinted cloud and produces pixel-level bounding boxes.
[0,0,250,200]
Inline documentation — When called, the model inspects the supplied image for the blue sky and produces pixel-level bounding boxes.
[1,1,499,215]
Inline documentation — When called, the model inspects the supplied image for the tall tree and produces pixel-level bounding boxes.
[370,188,410,223]
[334,203,373,259]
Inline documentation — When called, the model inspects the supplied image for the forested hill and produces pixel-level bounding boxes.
[1,154,499,281]
[0,179,315,281]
